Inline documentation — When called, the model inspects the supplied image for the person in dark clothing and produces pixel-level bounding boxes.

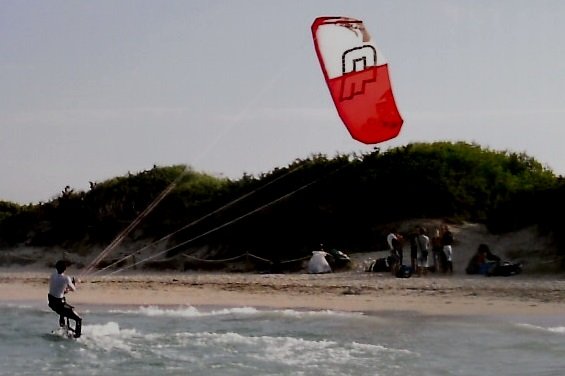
[409,229,419,273]
[441,225,454,274]
[466,244,500,275]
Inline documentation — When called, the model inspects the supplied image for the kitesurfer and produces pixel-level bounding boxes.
[47,260,82,338]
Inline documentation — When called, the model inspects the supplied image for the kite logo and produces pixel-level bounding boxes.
[339,46,378,101]
[342,45,377,74]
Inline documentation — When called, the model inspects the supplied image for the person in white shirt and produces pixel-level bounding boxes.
[47,260,82,338]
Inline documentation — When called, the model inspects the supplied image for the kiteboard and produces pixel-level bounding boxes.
[50,327,76,339]
[50,317,80,339]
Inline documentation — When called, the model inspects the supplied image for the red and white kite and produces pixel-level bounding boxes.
[312,17,403,144]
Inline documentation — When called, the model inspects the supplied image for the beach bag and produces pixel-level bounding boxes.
[395,265,412,278]
[308,251,332,273]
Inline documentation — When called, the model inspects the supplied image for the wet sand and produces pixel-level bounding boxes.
[2,269,564,316]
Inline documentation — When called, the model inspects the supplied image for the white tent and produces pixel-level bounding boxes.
[308,251,332,274]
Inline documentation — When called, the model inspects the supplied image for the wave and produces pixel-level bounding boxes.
[0,302,34,309]
[109,305,364,319]
[516,323,565,335]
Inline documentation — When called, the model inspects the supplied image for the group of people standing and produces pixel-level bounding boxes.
[387,225,454,276]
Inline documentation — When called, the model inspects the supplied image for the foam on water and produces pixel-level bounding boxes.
[2,302,35,310]
[75,322,139,356]
[516,322,565,335]
[549,326,565,334]
[111,305,364,320]
[165,330,413,369]
[272,308,365,319]
[45,322,138,357]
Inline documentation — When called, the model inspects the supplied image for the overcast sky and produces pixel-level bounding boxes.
[1,1,564,203]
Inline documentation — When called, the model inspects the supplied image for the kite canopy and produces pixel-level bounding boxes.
[311,16,403,144]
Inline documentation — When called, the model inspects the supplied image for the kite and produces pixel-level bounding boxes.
[311,17,403,144]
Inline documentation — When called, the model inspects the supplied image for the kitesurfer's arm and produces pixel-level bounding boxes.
[65,276,77,293]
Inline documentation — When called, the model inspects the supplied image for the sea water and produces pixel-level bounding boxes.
[1,302,564,376]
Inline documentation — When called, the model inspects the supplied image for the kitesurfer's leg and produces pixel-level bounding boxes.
[63,303,82,338]
[68,310,82,338]
[74,317,82,338]
[48,294,67,328]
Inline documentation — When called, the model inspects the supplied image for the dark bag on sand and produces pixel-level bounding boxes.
[395,265,412,278]
[488,261,523,277]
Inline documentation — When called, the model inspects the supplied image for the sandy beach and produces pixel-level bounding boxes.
[2,222,563,316]
[2,268,564,316]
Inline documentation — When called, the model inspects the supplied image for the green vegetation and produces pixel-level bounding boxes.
[1,142,563,267]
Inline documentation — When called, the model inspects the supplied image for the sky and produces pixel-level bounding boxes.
[1,1,564,204]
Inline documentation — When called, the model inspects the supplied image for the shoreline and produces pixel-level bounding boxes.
[2,270,565,317]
